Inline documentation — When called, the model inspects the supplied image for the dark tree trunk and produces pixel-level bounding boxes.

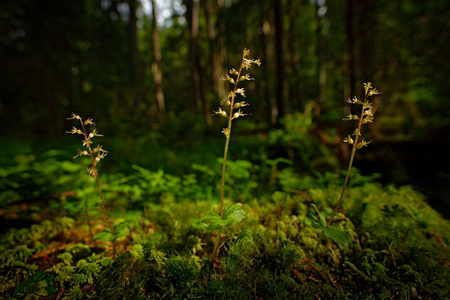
[260,1,276,127]
[129,0,140,108]
[203,0,217,126]
[287,0,301,109]
[316,6,326,107]
[215,0,227,98]
[150,0,165,113]
[273,0,287,126]
[189,0,201,113]
[345,0,356,102]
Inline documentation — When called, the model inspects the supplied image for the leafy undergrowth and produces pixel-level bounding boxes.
[1,154,449,299]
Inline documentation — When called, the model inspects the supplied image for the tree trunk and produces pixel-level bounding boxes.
[129,0,140,109]
[287,0,301,109]
[316,4,326,107]
[150,0,165,114]
[260,1,276,127]
[358,0,376,84]
[203,0,216,126]
[189,0,201,113]
[273,0,287,126]
[345,0,356,102]
[216,0,227,98]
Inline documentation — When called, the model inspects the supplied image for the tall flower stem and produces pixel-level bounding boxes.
[79,120,112,228]
[308,126,359,262]
[68,113,116,257]
[210,50,260,265]
[211,58,244,264]
[307,83,378,263]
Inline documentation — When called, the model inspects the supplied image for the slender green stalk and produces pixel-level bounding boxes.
[212,58,244,263]
[67,113,116,257]
[308,134,358,262]
[79,120,112,227]
[93,170,116,257]
[210,49,260,264]
[308,83,379,262]
[218,64,243,219]
[85,198,94,242]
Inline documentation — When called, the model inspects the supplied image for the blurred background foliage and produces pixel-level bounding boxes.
[0,0,449,215]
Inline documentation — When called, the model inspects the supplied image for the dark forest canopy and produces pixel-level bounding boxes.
[1,0,449,139]
[1,0,450,207]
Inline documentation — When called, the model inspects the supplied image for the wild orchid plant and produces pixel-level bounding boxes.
[67,113,119,257]
[308,83,380,262]
[192,49,260,266]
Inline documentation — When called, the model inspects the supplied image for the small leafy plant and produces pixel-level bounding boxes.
[308,82,380,261]
[192,49,261,264]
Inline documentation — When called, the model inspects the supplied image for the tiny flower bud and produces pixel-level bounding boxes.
[232,110,246,119]
[364,109,373,117]
[235,88,246,97]
[84,118,95,126]
[363,116,374,124]
[347,96,360,104]
[213,108,228,118]
[343,113,354,121]
[240,73,254,81]
[220,99,231,106]
[82,139,92,147]
[87,168,96,178]
[343,135,354,144]
[234,101,249,109]
[371,88,380,95]
[67,112,81,120]
[222,128,230,138]
[363,102,372,109]
[221,74,235,84]
[364,82,372,95]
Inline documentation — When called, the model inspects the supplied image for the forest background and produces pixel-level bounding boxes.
[1,0,449,217]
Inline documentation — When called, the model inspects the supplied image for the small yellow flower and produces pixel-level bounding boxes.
[84,118,95,126]
[343,135,354,144]
[343,113,358,121]
[68,126,83,135]
[82,138,93,147]
[235,88,246,97]
[220,99,231,106]
[234,101,249,109]
[364,82,372,95]
[67,112,81,120]
[222,128,230,138]
[239,74,253,81]
[221,74,235,84]
[213,108,228,118]
[232,110,246,119]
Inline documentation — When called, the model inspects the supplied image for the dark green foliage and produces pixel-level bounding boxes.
[0,152,449,298]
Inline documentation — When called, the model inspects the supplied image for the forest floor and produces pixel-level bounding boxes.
[0,136,449,299]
